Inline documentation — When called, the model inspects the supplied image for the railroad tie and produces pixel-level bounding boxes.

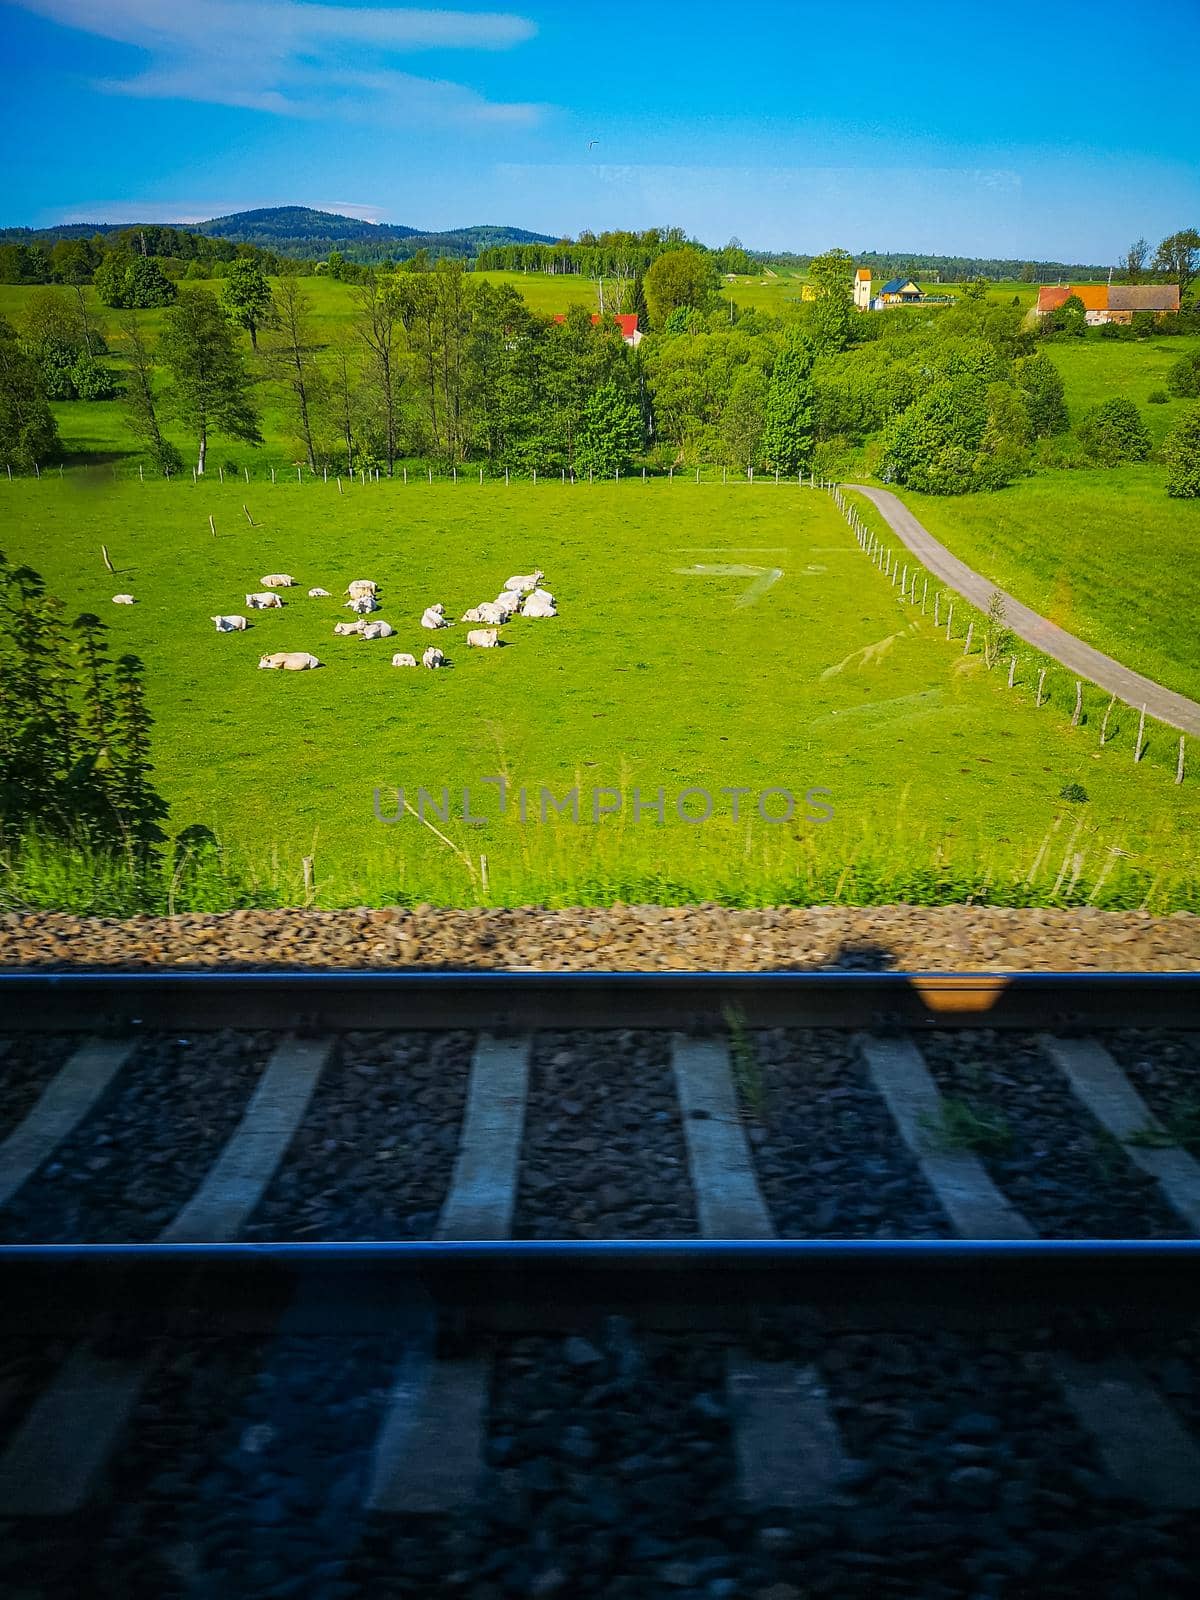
[159,1036,331,1243]
[670,1035,774,1240]
[1040,1035,1200,1234]
[727,1357,849,1509]
[0,1345,154,1517]
[858,1034,1037,1239]
[366,1032,531,1514]
[1053,1357,1200,1509]
[0,1037,138,1210]
[671,1036,852,1506]
[435,1033,531,1241]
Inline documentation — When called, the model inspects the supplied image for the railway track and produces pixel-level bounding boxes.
[1,970,1199,1597]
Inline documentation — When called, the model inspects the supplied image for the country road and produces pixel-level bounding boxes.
[845,485,1200,739]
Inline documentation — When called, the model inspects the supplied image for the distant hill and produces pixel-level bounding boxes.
[0,207,560,264]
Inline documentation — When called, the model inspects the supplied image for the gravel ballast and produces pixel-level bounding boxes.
[514,1032,697,1239]
[918,1031,1191,1238]
[0,905,1196,972]
[241,1031,472,1241]
[745,1029,953,1238]
[0,1035,71,1142]
[0,1031,270,1244]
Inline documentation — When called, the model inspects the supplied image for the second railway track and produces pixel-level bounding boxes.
[1,970,1199,1597]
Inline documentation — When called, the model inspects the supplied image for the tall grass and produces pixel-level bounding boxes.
[2,808,1196,916]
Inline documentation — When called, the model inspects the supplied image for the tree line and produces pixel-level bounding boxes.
[1,240,1197,497]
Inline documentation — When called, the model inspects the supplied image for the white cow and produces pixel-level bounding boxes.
[260,574,297,588]
[421,605,450,630]
[111,594,135,605]
[521,590,557,618]
[503,569,544,595]
[347,580,378,600]
[472,601,506,627]
[334,620,365,636]
[345,595,377,615]
[258,651,322,671]
[211,614,248,632]
[492,590,522,619]
[391,652,418,668]
[467,628,499,649]
[360,621,396,640]
[460,606,485,623]
[307,587,331,598]
[246,592,284,609]
[422,647,447,669]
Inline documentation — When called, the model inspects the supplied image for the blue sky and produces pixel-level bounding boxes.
[1,0,1197,260]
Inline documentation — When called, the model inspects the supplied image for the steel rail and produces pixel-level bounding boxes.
[1,969,1197,1030]
[2,1240,1198,1335]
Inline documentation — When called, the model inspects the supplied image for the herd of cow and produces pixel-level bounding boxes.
[110,567,558,674]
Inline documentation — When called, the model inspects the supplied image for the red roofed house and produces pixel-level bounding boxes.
[553,312,643,347]
[1035,283,1180,326]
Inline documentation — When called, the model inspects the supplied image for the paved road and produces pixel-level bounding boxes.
[846,484,1200,738]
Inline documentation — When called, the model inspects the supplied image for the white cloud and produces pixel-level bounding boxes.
[11,0,543,124]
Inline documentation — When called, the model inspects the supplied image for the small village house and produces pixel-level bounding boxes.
[875,277,924,307]
[553,312,642,346]
[1035,283,1180,326]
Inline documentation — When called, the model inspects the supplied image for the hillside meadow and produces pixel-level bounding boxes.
[1,475,1196,912]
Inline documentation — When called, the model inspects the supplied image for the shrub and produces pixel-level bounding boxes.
[1014,350,1068,436]
[1077,397,1152,465]
[1147,389,1170,404]
[878,373,1029,494]
[1059,783,1089,804]
[1164,407,1200,498]
[1166,348,1200,399]
[69,355,118,401]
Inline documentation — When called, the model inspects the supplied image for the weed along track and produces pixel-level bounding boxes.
[1,972,1199,1594]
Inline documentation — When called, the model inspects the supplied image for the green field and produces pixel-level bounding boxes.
[2,475,1196,911]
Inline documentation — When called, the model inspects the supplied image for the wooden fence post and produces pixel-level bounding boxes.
[1100,694,1116,747]
[1072,681,1083,726]
[1177,736,1186,785]
[209,514,217,537]
[1134,704,1146,763]
[945,604,953,641]
[1036,668,1046,707]
[1008,656,1016,689]
[963,621,974,655]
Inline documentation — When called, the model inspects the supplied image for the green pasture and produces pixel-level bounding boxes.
[899,469,1200,705]
[2,475,1195,911]
[1047,335,1200,442]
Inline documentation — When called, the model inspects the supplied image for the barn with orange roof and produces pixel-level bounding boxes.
[1035,282,1180,326]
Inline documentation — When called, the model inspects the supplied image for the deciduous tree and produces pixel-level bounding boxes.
[159,289,262,476]
[0,316,60,472]
[1163,407,1200,498]
[760,337,815,470]
[644,248,717,330]
[221,259,276,350]
[1153,229,1200,303]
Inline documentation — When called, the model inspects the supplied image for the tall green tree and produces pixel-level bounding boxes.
[1121,238,1150,284]
[263,273,323,469]
[221,259,275,350]
[721,365,767,470]
[120,313,181,474]
[1153,229,1200,302]
[760,337,815,470]
[575,381,643,476]
[644,248,717,330]
[0,316,60,472]
[353,272,405,475]
[806,248,855,352]
[159,289,262,476]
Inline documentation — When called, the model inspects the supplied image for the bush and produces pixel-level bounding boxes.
[1014,350,1068,436]
[70,356,118,401]
[1077,397,1152,465]
[878,373,1029,494]
[1147,389,1170,405]
[1166,348,1200,399]
[1164,407,1200,498]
